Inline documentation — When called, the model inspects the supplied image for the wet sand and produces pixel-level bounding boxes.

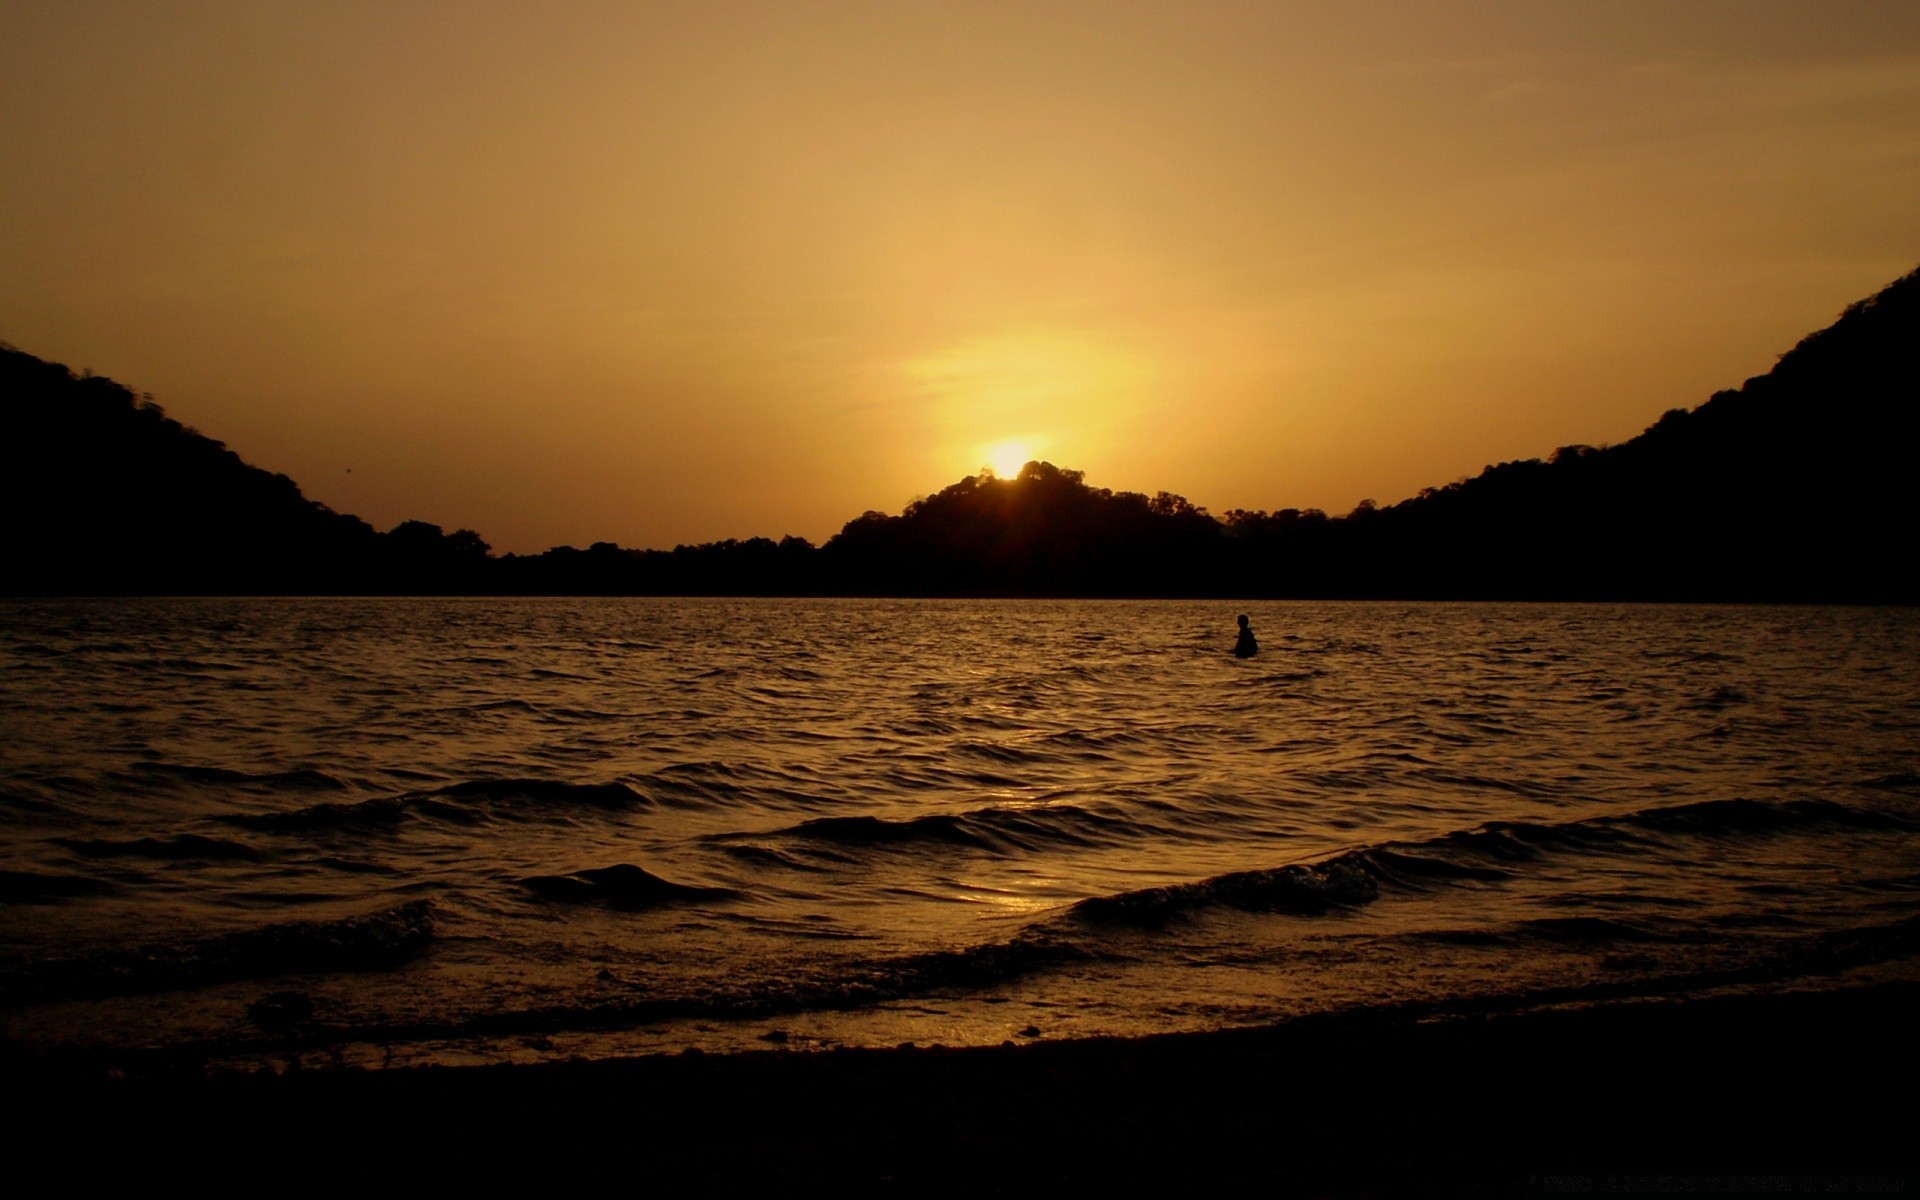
[14,984,1916,1192]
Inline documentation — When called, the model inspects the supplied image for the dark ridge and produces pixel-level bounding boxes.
[55,834,264,862]
[0,868,117,903]
[1071,858,1381,928]
[751,802,1142,857]
[0,789,65,815]
[0,346,486,594]
[1061,793,1908,926]
[0,899,436,1006]
[521,864,737,909]
[1622,794,1914,835]
[66,905,1920,1068]
[1358,846,1521,887]
[130,763,349,791]
[1861,771,1920,792]
[205,923,1093,1049]
[1357,816,1641,884]
[1357,794,1913,892]
[225,778,650,834]
[1517,915,1682,945]
[714,843,826,872]
[224,796,411,833]
[433,778,651,813]
[812,927,1091,1003]
[6,264,1915,599]
[781,814,998,851]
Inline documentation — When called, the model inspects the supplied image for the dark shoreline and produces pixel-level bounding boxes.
[15,983,1916,1192]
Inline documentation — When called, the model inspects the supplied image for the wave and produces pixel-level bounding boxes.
[258,900,1920,1053]
[227,778,652,832]
[1037,727,1155,751]
[1354,795,1914,894]
[56,833,264,862]
[0,899,436,1006]
[130,762,351,791]
[645,786,1914,1020]
[32,790,1911,1045]
[1860,771,1920,792]
[0,788,67,816]
[179,908,1920,1056]
[1620,795,1912,836]
[625,762,826,811]
[1070,858,1379,927]
[0,869,117,903]
[1681,686,1749,712]
[1243,668,1324,685]
[522,864,738,909]
[734,801,1145,858]
[716,843,824,872]
[263,925,1094,1047]
[1054,793,1912,930]
[713,792,1901,904]
[952,739,1049,766]
[226,796,410,832]
[779,813,995,850]
[1510,914,1685,945]
[432,778,649,813]
[151,657,246,673]
[1383,913,1920,1010]
[470,697,542,713]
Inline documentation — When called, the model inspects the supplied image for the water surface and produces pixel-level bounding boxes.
[3,598,1916,1066]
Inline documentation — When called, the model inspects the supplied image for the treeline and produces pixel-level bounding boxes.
[4,264,1915,601]
[1319,261,1917,602]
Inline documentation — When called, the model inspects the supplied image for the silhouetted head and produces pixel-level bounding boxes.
[1237,614,1250,629]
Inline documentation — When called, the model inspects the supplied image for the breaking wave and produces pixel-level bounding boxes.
[0,899,437,1006]
[523,864,738,909]
[226,778,652,832]
[729,801,1154,858]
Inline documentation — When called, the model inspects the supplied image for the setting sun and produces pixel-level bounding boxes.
[980,439,1040,479]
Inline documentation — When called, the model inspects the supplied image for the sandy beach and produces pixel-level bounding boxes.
[13,982,1915,1193]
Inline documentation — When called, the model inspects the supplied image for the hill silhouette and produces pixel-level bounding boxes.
[1211,264,1919,602]
[819,462,1223,596]
[0,348,491,594]
[4,265,1915,600]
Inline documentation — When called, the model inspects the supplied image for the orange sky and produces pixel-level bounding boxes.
[4,1,1917,553]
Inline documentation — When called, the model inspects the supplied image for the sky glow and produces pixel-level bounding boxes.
[3,1,1917,552]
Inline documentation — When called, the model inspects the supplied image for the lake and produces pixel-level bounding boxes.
[3,597,1916,1068]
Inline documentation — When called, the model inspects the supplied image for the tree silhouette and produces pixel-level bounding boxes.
[4,263,1915,600]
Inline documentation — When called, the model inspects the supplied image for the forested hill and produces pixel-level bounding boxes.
[0,347,492,593]
[796,264,1918,601]
[1212,264,1920,601]
[4,264,1915,600]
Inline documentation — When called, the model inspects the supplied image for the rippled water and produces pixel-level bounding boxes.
[2,598,1917,1067]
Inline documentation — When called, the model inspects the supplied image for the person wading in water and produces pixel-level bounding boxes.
[1233,614,1258,658]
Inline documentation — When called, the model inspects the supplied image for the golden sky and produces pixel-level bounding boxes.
[4,1,1917,553]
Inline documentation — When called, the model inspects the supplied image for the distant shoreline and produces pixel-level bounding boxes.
[9,592,1918,606]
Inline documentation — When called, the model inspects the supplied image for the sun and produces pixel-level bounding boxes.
[980,438,1038,479]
